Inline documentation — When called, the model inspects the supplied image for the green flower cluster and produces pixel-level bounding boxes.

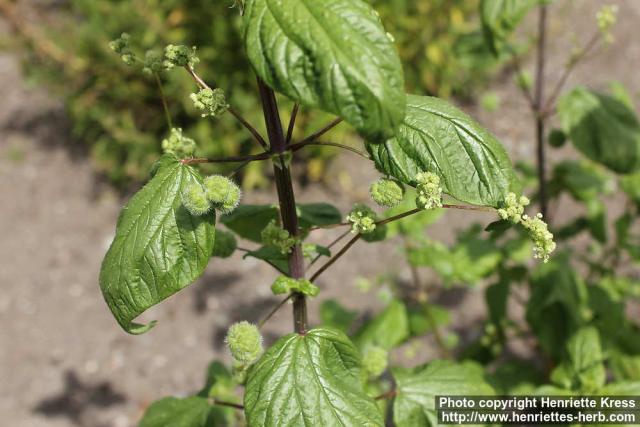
[415,172,443,210]
[370,178,405,208]
[522,213,556,263]
[225,321,263,364]
[182,175,241,217]
[212,230,237,258]
[162,128,196,158]
[190,88,229,118]
[204,175,242,214]
[142,49,163,74]
[261,220,297,254]
[163,44,200,69]
[596,5,618,43]
[108,33,136,66]
[346,204,377,234]
[271,275,319,297]
[497,192,530,224]
[361,346,388,379]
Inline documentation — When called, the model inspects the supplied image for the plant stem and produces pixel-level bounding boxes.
[184,66,269,150]
[310,234,361,282]
[286,104,299,144]
[374,389,398,401]
[296,118,343,145]
[256,78,307,334]
[211,399,244,410]
[180,152,271,164]
[289,140,370,159]
[308,229,352,269]
[258,294,293,329]
[154,72,173,128]
[534,4,549,219]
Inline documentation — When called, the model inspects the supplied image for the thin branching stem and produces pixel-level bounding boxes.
[296,118,343,145]
[154,72,173,128]
[258,294,293,329]
[307,229,352,269]
[184,66,269,150]
[285,103,299,145]
[374,389,398,401]
[211,399,244,410]
[289,140,370,159]
[180,152,271,164]
[310,234,361,282]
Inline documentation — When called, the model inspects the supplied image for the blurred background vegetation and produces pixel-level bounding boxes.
[4,0,504,188]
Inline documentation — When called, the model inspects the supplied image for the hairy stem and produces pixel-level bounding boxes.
[256,78,307,334]
[154,73,173,128]
[534,5,549,219]
[286,103,299,145]
[374,389,398,401]
[296,117,343,145]
[289,140,370,159]
[180,152,271,164]
[258,294,293,329]
[310,234,361,282]
[211,399,244,410]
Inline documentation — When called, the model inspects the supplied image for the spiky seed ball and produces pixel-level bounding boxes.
[181,183,211,216]
[212,230,237,258]
[362,346,388,379]
[203,175,241,214]
[415,172,443,210]
[225,321,263,364]
[346,204,377,234]
[162,128,196,158]
[370,178,405,208]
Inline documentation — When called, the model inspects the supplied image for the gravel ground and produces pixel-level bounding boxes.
[1,1,639,426]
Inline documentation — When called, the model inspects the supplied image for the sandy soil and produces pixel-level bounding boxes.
[1,1,639,426]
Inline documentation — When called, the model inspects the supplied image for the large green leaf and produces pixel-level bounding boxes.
[99,155,215,334]
[480,0,541,55]
[368,95,519,207]
[558,87,640,174]
[393,360,494,427]
[242,0,405,140]
[139,397,216,427]
[244,328,383,426]
[550,327,606,392]
[353,299,410,350]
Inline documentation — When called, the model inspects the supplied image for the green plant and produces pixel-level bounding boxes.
[4,0,499,187]
[95,1,640,426]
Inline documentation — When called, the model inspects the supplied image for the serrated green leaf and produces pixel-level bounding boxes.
[354,299,409,350]
[368,95,520,207]
[242,0,405,141]
[244,328,383,427]
[551,327,605,392]
[408,304,450,337]
[393,360,494,427]
[298,203,342,229]
[139,397,215,427]
[526,253,588,360]
[99,155,215,334]
[480,0,540,55]
[242,246,289,274]
[558,87,640,174]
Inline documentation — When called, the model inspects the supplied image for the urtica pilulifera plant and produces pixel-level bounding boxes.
[97,1,640,425]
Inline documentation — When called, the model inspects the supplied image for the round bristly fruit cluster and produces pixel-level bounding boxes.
[212,230,237,258]
[162,128,196,158]
[362,346,388,379]
[261,220,297,254]
[182,175,241,217]
[370,178,405,208]
[225,321,263,365]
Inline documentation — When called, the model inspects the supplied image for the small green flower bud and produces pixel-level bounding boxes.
[362,346,388,379]
[162,128,196,158]
[225,321,263,364]
[261,220,297,254]
[212,230,237,258]
[415,172,443,210]
[203,175,242,214]
[143,49,163,74]
[271,275,319,297]
[370,178,405,208]
[163,44,200,70]
[346,204,377,234]
[190,88,229,118]
[497,192,530,224]
[109,33,136,66]
[521,213,556,263]
[596,5,618,43]
[181,183,211,216]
